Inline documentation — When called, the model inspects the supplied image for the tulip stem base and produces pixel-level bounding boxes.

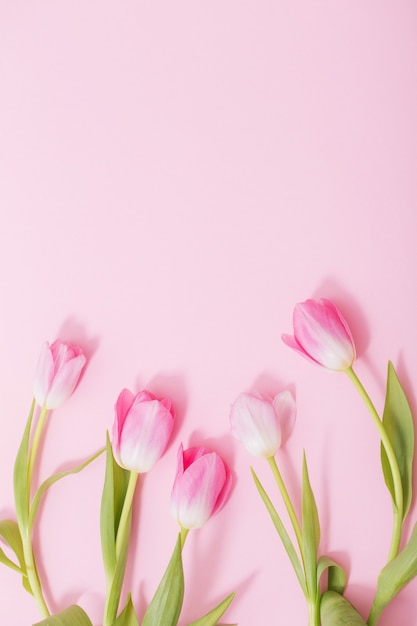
[346,367,403,561]
[308,598,320,626]
[22,528,50,618]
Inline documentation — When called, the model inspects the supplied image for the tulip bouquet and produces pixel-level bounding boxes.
[1,297,417,626]
[231,298,416,625]
[0,341,234,626]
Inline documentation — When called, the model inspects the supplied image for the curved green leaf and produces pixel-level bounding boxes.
[187,592,235,626]
[13,400,35,531]
[251,467,306,595]
[33,605,93,626]
[29,447,105,529]
[0,520,25,571]
[101,433,130,578]
[317,556,347,595]
[112,594,139,626]
[142,533,184,626]
[302,452,320,599]
[104,506,132,626]
[368,521,417,625]
[320,591,366,625]
[381,361,414,520]
[0,519,32,591]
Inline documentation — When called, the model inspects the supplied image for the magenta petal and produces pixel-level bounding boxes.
[176,452,226,529]
[114,394,174,473]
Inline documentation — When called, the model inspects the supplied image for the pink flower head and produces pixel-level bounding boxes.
[33,339,86,409]
[171,445,232,529]
[230,390,296,458]
[282,298,356,371]
[112,388,174,473]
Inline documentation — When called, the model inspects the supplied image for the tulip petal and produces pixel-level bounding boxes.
[293,299,355,370]
[272,390,296,445]
[33,342,55,407]
[113,388,136,456]
[174,452,227,529]
[44,354,86,409]
[118,399,174,473]
[230,393,282,458]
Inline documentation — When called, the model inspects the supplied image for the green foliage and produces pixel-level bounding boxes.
[33,605,93,626]
[368,522,417,625]
[13,400,35,532]
[381,361,414,520]
[30,447,105,529]
[142,533,184,626]
[317,556,346,595]
[112,594,139,626]
[187,592,235,625]
[100,433,131,579]
[320,591,366,625]
[0,519,31,592]
[301,452,320,600]
[251,467,306,595]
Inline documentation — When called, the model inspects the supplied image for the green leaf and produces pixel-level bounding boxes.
[0,520,25,571]
[381,361,414,520]
[320,591,366,625]
[251,467,306,596]
[112,594,139,626]
[317,556,347,595]
[29,447,105,529]
[142,533,184,626]
[0,519,32,591]
[104,506,132,625]
[33,605,93,626]
[368,521,417,625]
[100,433,130,578]
[302,452,320,599]
[187,592,235,626]
[13,400,35,531]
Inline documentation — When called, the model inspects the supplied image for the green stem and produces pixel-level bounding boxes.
[267,456,304,558]
[346,367,403,561]
[103,471,139,626]
[308,597,320,626]
[367,602,382,626]
[19,401,50,617]
[27,406,49,486]
[115,471,139,560]
[180,526,189,549]
[21,528,50,617]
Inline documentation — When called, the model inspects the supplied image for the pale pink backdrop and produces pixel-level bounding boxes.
[1,2,417,625]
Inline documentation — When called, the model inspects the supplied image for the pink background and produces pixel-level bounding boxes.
[1,2,417,624]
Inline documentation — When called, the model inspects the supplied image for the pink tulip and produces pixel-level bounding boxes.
[230,391,296,458]
[33,339,86,409]
[112,388,174,473]
[171,445,232,529]
[282,298,356,371]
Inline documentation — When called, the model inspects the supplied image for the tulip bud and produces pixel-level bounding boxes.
[112,388,174,473]
[33,339,86,409]
[282,298,356,371]
[230,391,296,458]
[171,444,232,529]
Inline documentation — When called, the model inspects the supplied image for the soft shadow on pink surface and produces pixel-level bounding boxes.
[56,317,100,362]
[146,372,189,445]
